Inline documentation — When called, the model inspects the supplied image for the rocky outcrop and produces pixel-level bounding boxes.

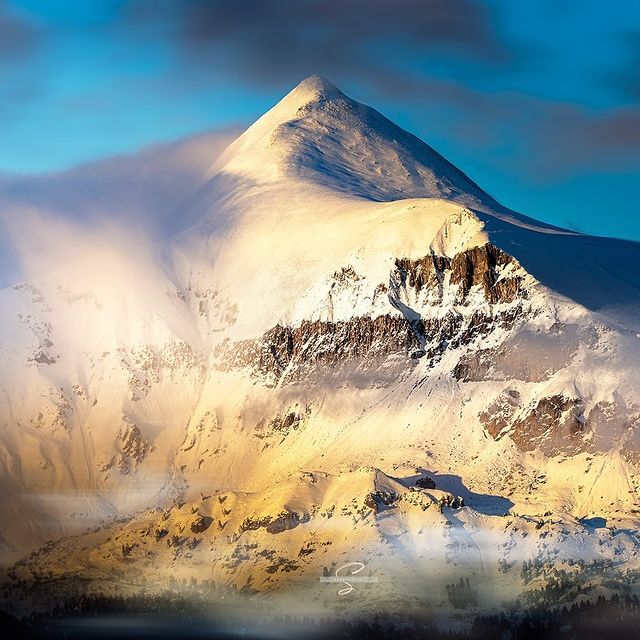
[415,476,437,490]
[117,423,148,474]
[217,314,422,384]
[479,390,521,439]
[481,392,640,457]
[450,244,523,304]
[239,516,273,532]
[437,494,464,511]
[262,315,418,374]
[117,342,206,402]
[216,243,529,385]
[255,410,308,439]
[217,306,526,386]
[190,514,213,534]
[240,510,309,535]
[395,254,450,303]
[33,351,57,365]
[394,243,526,306]
[120,423,147,461]
[489,395,586,455]
[265,511,308,534]
[364,490,399,513]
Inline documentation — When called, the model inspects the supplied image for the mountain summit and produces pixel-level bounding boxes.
[215,75,487,203]
[284,74,346,105]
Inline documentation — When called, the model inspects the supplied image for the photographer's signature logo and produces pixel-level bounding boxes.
[319,561,378,595]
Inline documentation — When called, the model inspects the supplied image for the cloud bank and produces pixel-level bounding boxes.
[0,128,238,287]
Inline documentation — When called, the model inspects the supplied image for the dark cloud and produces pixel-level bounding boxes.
[123,0,512,86]
[0,0,41,63]
[579,108,640,150]
[117,0,640,179]
[185,0,508,62]
[337,70,640,178]
[3,0,640,186]
[360,69,640,178]
[520,102,640,179]
[607,31,640,103]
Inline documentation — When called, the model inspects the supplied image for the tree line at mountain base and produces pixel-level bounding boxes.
[1,591,639,640]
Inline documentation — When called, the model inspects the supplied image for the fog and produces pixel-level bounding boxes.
[0,128,238,288]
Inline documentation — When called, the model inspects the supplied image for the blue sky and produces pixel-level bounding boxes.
[1,0,640,241]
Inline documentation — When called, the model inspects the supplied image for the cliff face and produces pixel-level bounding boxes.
[395,242,524,306]
[449,244,523,305]
[481,393,640,458]
[216,242,529,386]
[394,254,450,303]
[210,237,640,463]
[216,314,421,385]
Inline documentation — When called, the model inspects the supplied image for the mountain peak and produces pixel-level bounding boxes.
[290,75,343,102]
[215,74,487,204]
[272,74,348,117]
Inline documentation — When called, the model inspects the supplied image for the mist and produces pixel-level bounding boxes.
[0,128,238,288]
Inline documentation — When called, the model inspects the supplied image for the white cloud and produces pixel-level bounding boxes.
[0,128,238,288]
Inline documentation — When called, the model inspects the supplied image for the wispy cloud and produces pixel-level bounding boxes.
[0,128,237,287]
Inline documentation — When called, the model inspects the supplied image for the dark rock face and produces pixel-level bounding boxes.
[511,395,585,455]
[218,307,524,385]
[260,315,418,376]
[481,392,640,457]
[489,395,586,455]
[255,410,309,439]
[240,510,308,535]
[33,351,57,365]
[218,314,422,384]
[394,254,450,303]
[120,424,147,460]
[395,243,525,306]
[217,242,529,385]
[415,476,437,490]
[364,490,399,513]
[450,244,523,304]
[479,390,521,439]
[437,494,464,511]
[272,411,302,432]
[265,511,309,534]
[190,514,213,534]
[239,516,273,533]
[116,423,148,474]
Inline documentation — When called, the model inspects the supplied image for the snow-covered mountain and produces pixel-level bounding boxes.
[1,76,640,618]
